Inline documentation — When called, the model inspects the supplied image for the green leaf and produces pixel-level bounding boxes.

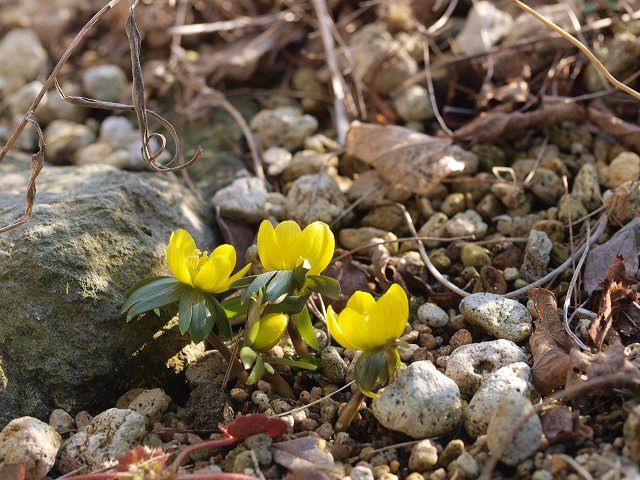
[246,355,265,385]
[240,346,257,369]
[205,295,231,340]
[124,275,169,296]
[229,275,257,289]
[265,270,294,303]
[178,290,196,334]
[305,275,341,300]
[263,357,318,371]
[242,272,276,303]
[354,349,387,399]
[263,294,310,315]
[264,363,275,375]
[121,277,186,321]
[293,306,319,350]
[245,295,262,346]
[292,259,311,289]
[221,295,247,318]
[187,291,215,343]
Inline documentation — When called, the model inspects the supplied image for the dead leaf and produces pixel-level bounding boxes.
[221,414,288,440]
[273,437,335,471]
[584,219,640,294]
[344,122,476,196]
[588,100,640,154]
[528,289,572,394]
[216,207,255,269]
[453,98,586,144]
[541,406,593,445]
[324,254,371,311]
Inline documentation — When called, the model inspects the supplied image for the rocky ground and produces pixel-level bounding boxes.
[1,1,640,479]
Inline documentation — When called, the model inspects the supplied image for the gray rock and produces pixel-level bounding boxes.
[211,176,268,223]
[487,393,542,466]
[445,210,488,239]
[48,409,75,435]
[372,361,462,438]
[351,465,375,480]
[456,1,513,55]
[418,212,449,248]
[529,169,563,206]
[244,433,272,466]
[250,107,318,150]
[417,302,449,328]
[347,170,389,210]
[459,293,533,343]
[57,408,146,473]
[464,362,533,437]
[584,32,640,93]
[321,347,348,383]
[0,417,61,480]
[286,172,349,226]
[572,163,601,212]
[392,85,434,122]
[282,150,337,182]
[44,120,95,164]
[453,452,480,479]
[444,339,529,395]
[263,147,292,176]
[520,230,552,283]
[0,29,49,93]
[408,439,438,471]
[82,64,128,103]
[185,350,228,389]
[0,164,212,426]
[128,389,171,427]
[339,227,398,254]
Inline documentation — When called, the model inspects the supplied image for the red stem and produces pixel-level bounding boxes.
[177,475,258,480]
[62,474,129,480]
[170,436,237,472]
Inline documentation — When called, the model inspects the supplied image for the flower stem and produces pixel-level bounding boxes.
[287,315,309,355]
[207,333,248,383]
[170,436,237,472]
[335,389,365,432]
[263,372,294,398]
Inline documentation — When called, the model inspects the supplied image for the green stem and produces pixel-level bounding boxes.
[207,333,248,383]
[335,389,365,432]
[287,315,309,355]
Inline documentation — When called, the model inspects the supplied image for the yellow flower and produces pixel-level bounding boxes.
[250,313,289,352]
[327,284,408,351]
[166,229,250,293]
[257,220,334,275]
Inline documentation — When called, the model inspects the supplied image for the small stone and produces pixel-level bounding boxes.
[409,439,438,471]
[455,1,513,55]
[339,227,398,254]
[286,172,349,226]
[263,147,292,176]
[244,433,272,466]
[351,465,375,480]
[282,150,337,181]
[492,183,529,213]
[362,205,404,231]
[623,404,640,463]
[520,230,553,283]
[57,409,146,473]
[116,388,146,409]
[476,193,504,219]
[504,267,519,282]
[487,393,542,466]
[142,432,163,448]
[372,361,462,438]
[250,107,318,150]
[128,388,171,426]
[600,151,640,189]
[418,213,449,248]
[464,362,533,437]
[185,385,233,431]
[444,339,529,395]
[417,302,449,329]
[315,422,334,440]
[230,388,249,402]
[453,452,480,479]
[439,439,465,467]
[429,249,451,271]
[0,29,49,93]
[529,169,563,205]
[303,133,339,153]
[441,193,467,217]
[445,210,488,239]
[185,350,228,389]
[251,390,270,408]
[572,163,601,211]
[450,329,472,351]
[460,293,533,343]
[212,177,268,223]
[74,411,93,430]
[392,85,434,122]
[49,409,75,435]
[82,64,128,103]
[321,347,348,383]
[557,194,588,224]
[461,244,491,268]
[0,417,61,479]
[532,220,564,243]
[44,120,95,164]
[532,470,554,480]
[347,170,388,210]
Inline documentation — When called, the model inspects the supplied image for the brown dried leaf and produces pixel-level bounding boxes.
[584,219,640,294]
[541,406,593,445]
[588,100,640,154]
[324,254,370,311]
[216,207,255,269]
[273,437,335,471]
[345,122,476,196]
[529,288,573,351]
[453,98,586,144]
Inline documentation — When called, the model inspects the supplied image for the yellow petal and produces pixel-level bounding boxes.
[273,220,302,270]
[192,255,233,293]
[299,221,335,275]
[211,244,237,266]
[166,229,197,285]
[251,313,288,352]
[369,284,409,346]
[326,306,361,351]
[346,291,376,315]
[257,220,283,271]
[220,263,252,291]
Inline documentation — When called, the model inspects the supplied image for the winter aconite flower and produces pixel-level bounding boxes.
[327,284,408,351]
[121,229,250,343]
[167,229,251,293]
[326,284,408,397]
[247,313,289,352]
[257,220,334,275]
